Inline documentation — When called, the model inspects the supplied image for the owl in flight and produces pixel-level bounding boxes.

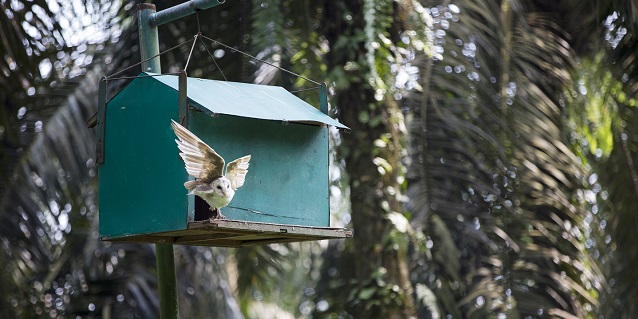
[171,120,251,220]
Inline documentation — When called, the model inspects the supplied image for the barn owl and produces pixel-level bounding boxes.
[171,120,251,220]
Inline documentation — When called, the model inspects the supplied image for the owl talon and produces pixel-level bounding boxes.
[209,207,227,220]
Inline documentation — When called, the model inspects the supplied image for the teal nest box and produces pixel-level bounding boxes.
[96,73,351,247]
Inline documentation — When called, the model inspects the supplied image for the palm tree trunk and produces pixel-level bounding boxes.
[322,0,416,317]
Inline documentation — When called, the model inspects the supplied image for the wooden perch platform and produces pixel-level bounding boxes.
[104,220,352,247]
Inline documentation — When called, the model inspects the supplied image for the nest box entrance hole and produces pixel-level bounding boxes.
[194,196,214,221]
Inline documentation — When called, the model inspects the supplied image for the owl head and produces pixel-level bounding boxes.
[211,177,234,198]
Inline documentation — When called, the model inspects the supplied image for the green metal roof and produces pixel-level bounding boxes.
[146,72,348,129]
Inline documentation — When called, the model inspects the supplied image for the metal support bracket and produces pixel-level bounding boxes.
[96,78,107,164]
[136,2,229,318]
[318,82,328,115]
[149,0,226,27]
[178,71,189,126]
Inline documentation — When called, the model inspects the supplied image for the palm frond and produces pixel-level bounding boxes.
[0,0,120,202]
[405,1,605,317]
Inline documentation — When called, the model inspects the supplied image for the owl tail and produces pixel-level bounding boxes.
[184,180,198,191]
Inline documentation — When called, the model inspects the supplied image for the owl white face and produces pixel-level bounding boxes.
[211,177,233,198]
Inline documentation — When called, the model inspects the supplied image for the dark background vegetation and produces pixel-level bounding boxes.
[1,0,637,318]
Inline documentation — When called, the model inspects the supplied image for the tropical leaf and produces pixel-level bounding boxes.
[0,0,108,205]
[405,1,605,317]
[561,2,638,318]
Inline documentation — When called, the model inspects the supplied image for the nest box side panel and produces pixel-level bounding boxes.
[98,77,188,239]
[189,112,329,227]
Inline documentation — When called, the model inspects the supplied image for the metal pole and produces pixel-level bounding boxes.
[154,244,179,319]
[138,4,161,73]
[137,0,231,319]
[137,2,228,317]
[149,0,226,27]
[138,4,176,319]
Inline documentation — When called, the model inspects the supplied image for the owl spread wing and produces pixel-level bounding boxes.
[225,155,251,190]
[171,120,225,182]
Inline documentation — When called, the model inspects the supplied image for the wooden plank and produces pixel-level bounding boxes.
[172,233,240,244]
[101,220,351,247]
[188,220,352,237]
[107,235,175,244]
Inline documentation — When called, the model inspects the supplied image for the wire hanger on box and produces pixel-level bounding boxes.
[104,11,321,89]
